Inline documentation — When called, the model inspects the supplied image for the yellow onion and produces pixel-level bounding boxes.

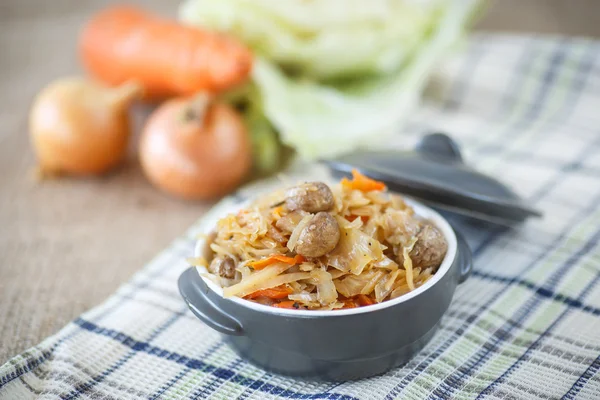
[29,77,141,176]
[139,94,252,200]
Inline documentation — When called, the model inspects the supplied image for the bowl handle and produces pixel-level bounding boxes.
[178,267,244,336]
[454,229,473,284]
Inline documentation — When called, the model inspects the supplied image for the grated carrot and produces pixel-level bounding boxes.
[249,254,305,270]
[356,294,375,306]
[341,169,386,192]
[244,285,292,300]
[272,300,298,309]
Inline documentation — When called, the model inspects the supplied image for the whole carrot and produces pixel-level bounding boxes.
[79,6,252,99]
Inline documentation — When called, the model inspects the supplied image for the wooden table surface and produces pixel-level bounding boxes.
[1,0,599,363]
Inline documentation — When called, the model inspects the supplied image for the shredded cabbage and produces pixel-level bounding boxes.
[328,225,385,275]
[311,269,338,305]
[204,174,448,309]
[223,262,291,297]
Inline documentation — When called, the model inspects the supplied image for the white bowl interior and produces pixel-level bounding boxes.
[194,194,457,317]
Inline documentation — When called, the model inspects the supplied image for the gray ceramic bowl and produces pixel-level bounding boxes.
[178,196,472,381]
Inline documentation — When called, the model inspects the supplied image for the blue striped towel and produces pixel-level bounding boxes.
[1,34,600,399]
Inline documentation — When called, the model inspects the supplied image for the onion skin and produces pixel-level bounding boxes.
[29,77,140,176]
[139,96,252,200]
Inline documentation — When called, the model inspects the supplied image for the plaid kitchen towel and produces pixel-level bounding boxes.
[2,34,600,399]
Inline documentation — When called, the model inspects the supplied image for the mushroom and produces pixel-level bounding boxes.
[295,212,340,258]
[209,255,237,279]
[408,223,447,269]
[285,182,334,213]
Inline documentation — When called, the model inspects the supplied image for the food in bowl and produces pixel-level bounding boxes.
[179,177,470,380]
[192,170,448,310]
